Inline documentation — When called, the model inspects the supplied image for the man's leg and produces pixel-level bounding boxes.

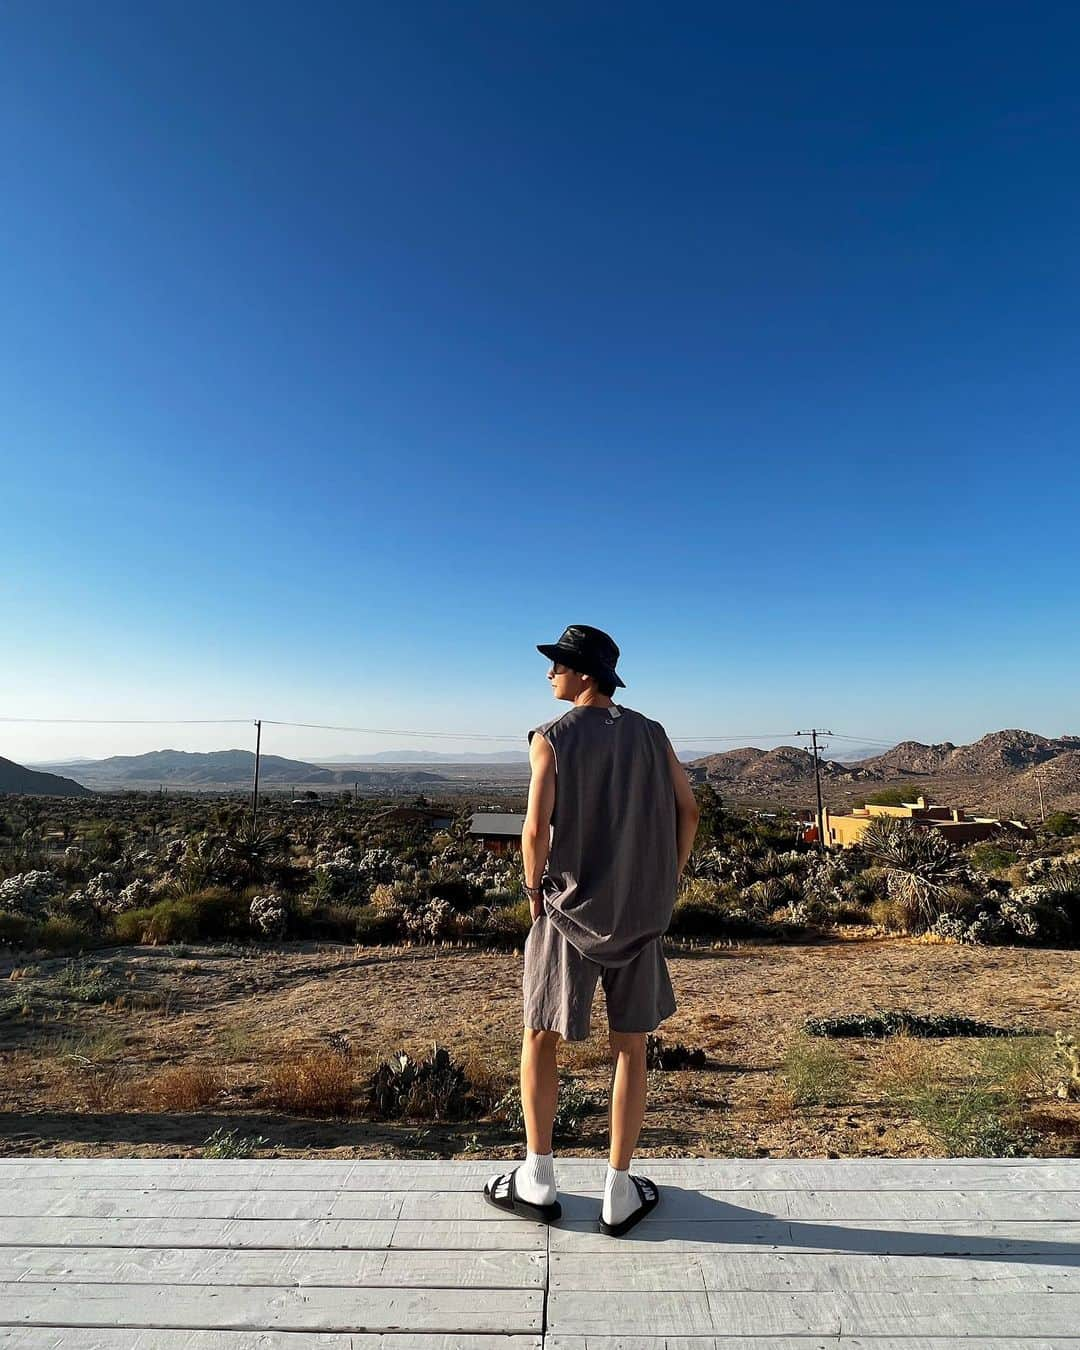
[485,1027,561,1211]
[607,1029,647,1169]
[521,1026,560,1153]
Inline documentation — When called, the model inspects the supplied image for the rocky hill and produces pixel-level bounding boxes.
[0,755,92,797]
[690,745,848,788]
[688,728,1080,816]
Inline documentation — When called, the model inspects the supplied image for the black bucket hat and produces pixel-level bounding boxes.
[536,624,626,689]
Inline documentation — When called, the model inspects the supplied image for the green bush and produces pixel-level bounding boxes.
[968,842,1020,873]
[38,916,94,952]
[201,1127,271,1158]
[485,899,533,947]
[494,1075,594,1138]
[0,913,36,949]
[903,1081,1041,1157]
[1044,812,1079,838]
[668,880,767,937]
[111,887,249,945]
[353,906,402,944]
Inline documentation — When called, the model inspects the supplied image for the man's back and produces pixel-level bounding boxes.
[527,702,679,966]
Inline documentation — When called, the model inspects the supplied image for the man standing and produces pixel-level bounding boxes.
[484,624,701,1236]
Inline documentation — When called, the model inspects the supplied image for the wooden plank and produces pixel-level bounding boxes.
[4,1183,1078,1223]
[4,1160,1076,1191]
[547,1289,1080,1336]
[393,1188,1080,1223]
[549,1249,1080,1291]
[0,1218,542,1251]
[0,1191,406,1220]
[0,1333,543,1350]
[0,1283,542,1334]
[550,1218,1080,1253]
[0,1246,545,1288]
[546,1338,1080,1350]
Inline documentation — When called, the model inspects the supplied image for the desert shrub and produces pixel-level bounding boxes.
[779,1032,855,1106]
[804,1007,1028,1039]
[968,842,1020,874]
[0,870,62,918]
[780,894,834,928]
[264,1048,355,1116]
[353,905,403,944]
[301,902,363,941]
[860,817,967,930]
[970,1032,1070,1102]
[131,1064,223,1111]
[111,887,250,945]
[54,957,118,1004]
[365,1045,479,1120]
[930,870,1079,946]
[249,893,289,940]
[417,873,478,913]
[668,879,767,937]
[1044,812,1079,838]
[843,866,889,906]
[1051,1031,1080,1100]
[201,1127,271,1158]
[402,896,457,942]
[802,854,856,908]
[645,1034,708,1069]
[38,916,95,951]
[0,913,36,949]
[493,1076,594,1138]
[482,899,533,946]
[914,1084,1041,1156]
[479,887,517,907]
[753,850,788,880]
[743,877,791,910]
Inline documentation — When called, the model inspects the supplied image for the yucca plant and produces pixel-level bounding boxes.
[859,816,966,931]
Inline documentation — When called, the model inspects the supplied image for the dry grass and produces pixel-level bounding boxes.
[262,1048,355,1116]
[128,1064,224,1112]
[864,1027,941,1101]
[456,1041,513,1108]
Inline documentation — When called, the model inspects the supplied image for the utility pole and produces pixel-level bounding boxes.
[1035,763,1046,824]
[251,719,262,832]
[795,729,833,851]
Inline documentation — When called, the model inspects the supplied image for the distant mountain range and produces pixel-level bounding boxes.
[0,755,91,797]
[5,730,1079,813]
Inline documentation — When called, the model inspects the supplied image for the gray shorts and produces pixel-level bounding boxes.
[522,910,677,1042]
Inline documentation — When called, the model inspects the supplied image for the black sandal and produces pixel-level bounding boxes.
[483,1167,562,1222]
[597,1173,660,1237]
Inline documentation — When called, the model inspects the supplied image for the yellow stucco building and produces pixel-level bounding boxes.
[822,796,1027,849]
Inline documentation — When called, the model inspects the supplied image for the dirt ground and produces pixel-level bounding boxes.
[2,930,1078,1159]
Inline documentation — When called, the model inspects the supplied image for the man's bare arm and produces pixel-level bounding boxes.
[522,731,556,919]
[665,736,701,878]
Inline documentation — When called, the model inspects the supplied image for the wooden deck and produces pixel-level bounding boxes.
[1,1156,1079,1348]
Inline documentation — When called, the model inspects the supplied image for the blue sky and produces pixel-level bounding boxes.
[3,2,1078,764]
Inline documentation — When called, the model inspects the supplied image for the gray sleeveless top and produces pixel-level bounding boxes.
[527,702,680,967]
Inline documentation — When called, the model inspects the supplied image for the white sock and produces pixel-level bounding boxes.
[602,1164,637,1226]
[489,1150,556,1206]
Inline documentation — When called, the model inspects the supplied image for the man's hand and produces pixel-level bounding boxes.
[529,895,542,923]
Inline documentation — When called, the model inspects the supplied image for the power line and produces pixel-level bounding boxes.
[0,717,253,725]
[0,713,906,747]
